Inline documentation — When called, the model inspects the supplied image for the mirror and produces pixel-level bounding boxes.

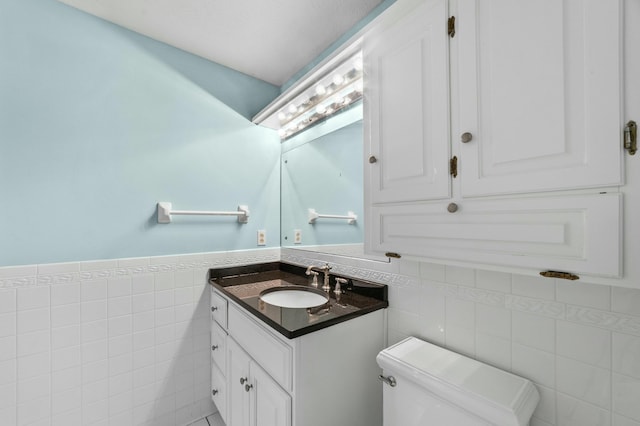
[280,103,372,258]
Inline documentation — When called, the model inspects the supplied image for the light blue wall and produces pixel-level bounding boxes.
[0,0,281,267]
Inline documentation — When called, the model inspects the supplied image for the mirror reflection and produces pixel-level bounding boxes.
[280,103,365,256]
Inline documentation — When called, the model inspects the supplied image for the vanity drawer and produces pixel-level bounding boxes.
[210,289,228,328]
[228,303,293,392]
[211,362,227,422]
[211,320,227,373]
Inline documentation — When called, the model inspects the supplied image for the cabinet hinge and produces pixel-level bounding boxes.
[624,120,637,155]
[540,271,580,281]
[450,156,458,178]
[448,16,456,37]
[385,252,402,259]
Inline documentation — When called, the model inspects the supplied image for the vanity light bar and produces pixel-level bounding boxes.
[279,83,362,139]
[276,52,363,140]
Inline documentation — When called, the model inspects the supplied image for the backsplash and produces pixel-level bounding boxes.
[282,248,640,426]
[0,248,279,426]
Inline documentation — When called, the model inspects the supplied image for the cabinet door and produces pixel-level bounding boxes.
[457,0,623,197]
[227,338,252,426]
[211,321,227,374]
[370,193,621,277]
[251,362,292,426]
[211,362,227,423]
[365,0,451,204]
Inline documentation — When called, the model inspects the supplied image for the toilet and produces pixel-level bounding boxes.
[377,337,540,426]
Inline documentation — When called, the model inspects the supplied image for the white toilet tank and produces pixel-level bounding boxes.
[377,337,539,426]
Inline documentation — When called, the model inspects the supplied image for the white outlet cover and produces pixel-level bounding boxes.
[257,230,266,246]
[294,229,302,244]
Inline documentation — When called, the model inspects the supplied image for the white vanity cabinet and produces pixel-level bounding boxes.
[364,0,625,279]
[210,287,385,426]
[227,337,291,426]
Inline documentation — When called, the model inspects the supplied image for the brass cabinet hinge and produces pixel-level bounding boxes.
[540,271,580,281]
[448,16,456,37]
[624,120,637,155]
[450,156,458,178]
[385,252,402,259]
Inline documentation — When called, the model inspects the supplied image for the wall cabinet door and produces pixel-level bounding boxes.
[227,337,292,426]
[457,0,623,197]
[365,0,451,204]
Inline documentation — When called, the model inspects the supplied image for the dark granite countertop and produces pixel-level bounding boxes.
[208,262,388,339]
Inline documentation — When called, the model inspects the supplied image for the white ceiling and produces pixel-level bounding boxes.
[58,0,383,87]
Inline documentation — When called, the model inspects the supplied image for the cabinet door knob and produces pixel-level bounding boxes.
[369,155,378,164]
[240,377,248,385]
[245,384,253,392]
[211,306,218,312]
[211,345,218,351]
[447,203,459,213]
[212,389,218,396]
[461,132,473,143]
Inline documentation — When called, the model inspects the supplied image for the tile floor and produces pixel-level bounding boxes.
[187,413,224,426]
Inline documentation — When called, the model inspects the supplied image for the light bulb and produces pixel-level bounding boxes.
[315,84,326,96]
[353,56,363,71]
[332,74,344,86]
[288,104,297,114]
[355,80,363,92]
[316,105,326,114]
[278,128,286,137]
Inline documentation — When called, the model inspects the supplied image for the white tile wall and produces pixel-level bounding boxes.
[0,248,279,426]
[282,248,640,426]
[5,246,639,426]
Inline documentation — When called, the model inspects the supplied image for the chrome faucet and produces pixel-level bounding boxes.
[305,263,332,292]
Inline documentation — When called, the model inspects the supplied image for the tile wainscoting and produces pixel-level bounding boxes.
[0,248,279,426]
[2,246,639,426]
[282,248,640,426]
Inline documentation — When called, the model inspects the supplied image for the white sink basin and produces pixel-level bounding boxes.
[259,286,329,309]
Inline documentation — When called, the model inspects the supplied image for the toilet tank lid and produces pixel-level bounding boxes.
[377,337,539,426]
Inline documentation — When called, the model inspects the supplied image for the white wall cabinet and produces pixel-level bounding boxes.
[210,287,385,426]
[364,0,625,280]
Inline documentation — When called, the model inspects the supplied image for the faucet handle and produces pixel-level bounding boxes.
[334,277,348,294]
[308,271,319,287]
